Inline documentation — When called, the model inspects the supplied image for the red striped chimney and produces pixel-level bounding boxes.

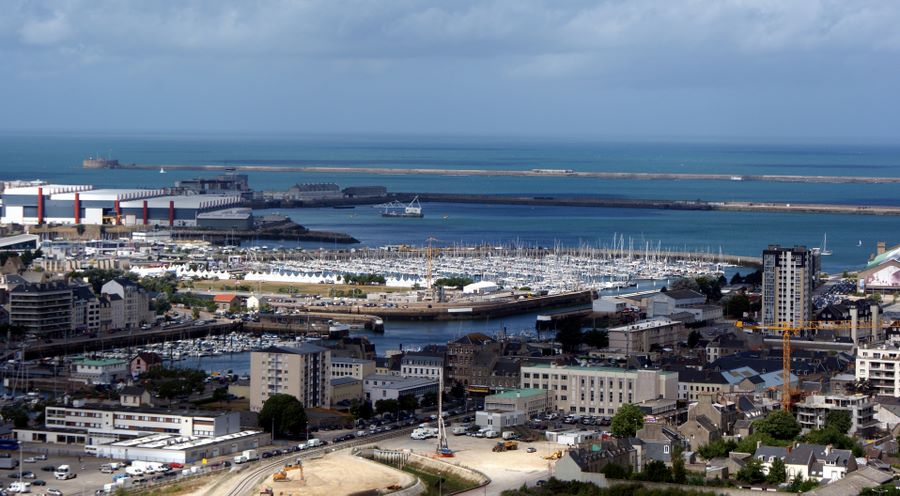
[169,200,175,226]
[74,192,80,224]
[142,200,148,225]
[36,187,44,225]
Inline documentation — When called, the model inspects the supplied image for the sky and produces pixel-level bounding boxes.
[2,0,899,142]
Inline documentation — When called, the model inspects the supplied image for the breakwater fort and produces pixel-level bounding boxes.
[91,161,900,184]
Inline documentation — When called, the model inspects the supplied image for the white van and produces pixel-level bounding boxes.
[8,481,31,493]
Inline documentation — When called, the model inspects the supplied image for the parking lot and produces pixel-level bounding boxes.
[0,449,122,495]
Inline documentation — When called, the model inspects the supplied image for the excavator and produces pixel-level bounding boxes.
[543,449,563,460]
[273,459,304,482]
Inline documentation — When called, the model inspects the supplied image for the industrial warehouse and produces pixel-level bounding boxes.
[0,181,248,228]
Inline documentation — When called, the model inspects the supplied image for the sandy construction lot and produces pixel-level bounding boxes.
[379,433,557,495]
[256,450,415,496]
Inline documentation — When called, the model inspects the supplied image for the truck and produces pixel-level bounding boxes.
[0,458,18,469]
[451,426,468,436]
[410,427,438,440]
[502,431,518,440]
[8,481,30,493]
[234,449,259,464]
[132,460,167,474]
[492,440,518,452]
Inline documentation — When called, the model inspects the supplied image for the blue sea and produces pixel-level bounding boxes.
[6,132,898,361]
[2,132,898,274]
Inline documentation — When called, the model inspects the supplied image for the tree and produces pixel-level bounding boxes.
[192,307,200,320]
[754,410,801,441]
[766,457,787,484]
[724,294,750,318]
[825,410,852,433]
[698,438,737,460]
[258,394,308,439]
[736,457,765,484]
[420,392,438,408]
[642,460,672,483]
[671,442,686,484]
[350,399,374,420]
[582,329,609,349]
[610,404,644,438]
[449,382,465,400]
[599,463,630,479]
[375,398,400,416]
[669,277,700,292]
[1,405,28,429]
[555,320,583,353]
[687,330,702,348]
[399,394,419,411]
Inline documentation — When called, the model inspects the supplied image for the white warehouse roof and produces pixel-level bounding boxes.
[120,194,242,209]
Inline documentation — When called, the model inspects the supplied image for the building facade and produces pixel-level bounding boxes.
[607,318,686,354]
[101,278,154,329]
[400,354,444,382]
[856,344,900,396]
[483,388,553,417]
[794,393,878,436]
[762,245,818,326]
[362,374,439,402]
[330,357,376,381]
[9,282,73,336]
[250,345,332,412]
[520,363,678,415]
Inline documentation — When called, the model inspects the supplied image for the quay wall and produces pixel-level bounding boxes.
[102,162,900,185]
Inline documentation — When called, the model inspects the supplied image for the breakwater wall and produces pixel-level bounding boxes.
[100,162,900,185]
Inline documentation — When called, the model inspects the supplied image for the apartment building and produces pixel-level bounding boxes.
[794,393,878,436]
[72,285,101,333]
[856,344,900,396]
[762,245,818,326]
[607,318,686,354]
[8,282,73,336]
[330,357,375,381]
[520,363,678,415]
[101,278,154,329]
[250,344,331,412]
[400,353,444,382]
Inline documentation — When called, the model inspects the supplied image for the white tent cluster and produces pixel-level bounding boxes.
[128,264,231,280]
[244,269,425,288]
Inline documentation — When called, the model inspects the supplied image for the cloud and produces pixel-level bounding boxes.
[19,10,71,45]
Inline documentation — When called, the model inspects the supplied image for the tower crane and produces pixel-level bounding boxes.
[735,319,878,411]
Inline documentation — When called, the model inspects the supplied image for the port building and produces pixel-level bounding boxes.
[0,183,244,227]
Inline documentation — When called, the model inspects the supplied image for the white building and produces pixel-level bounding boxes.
[794,393,878,436]
[762,245,818,326]
[400,354,444,381]
[100,278,154,330]
[520,363,678,415]
[855,344,900,396]
[69,358,130,385]
[92,431,268,464]
[16,403,242,447]
[475,410,526,429]
[331,357,376,381]
[362,374,439,402]
[648,290,705,317]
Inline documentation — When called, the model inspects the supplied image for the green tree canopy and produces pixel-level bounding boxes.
[825,410,852,433]
[258,394,308,439]
[611,404,644,438]
[754,410,801,441]
[582,329,609,349]
[398,394,419,411]
[766,457,787,484]
[736,457,765,484]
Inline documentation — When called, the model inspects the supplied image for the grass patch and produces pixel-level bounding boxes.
[127,478,210,496]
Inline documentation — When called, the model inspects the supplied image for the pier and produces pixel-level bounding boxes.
[98,162,900,185]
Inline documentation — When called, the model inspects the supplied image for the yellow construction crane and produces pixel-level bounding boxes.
[735,319,870,411]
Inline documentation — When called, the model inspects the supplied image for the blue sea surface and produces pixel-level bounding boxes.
[2,132,898,274]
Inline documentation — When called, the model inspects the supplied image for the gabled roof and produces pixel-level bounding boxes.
[120,386,146,396]
[785,443,827,466]
[754,445,788,460]
[213,293,238,303]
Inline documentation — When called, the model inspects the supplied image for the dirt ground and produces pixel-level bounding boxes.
[378,433,558,495]
[256,451,415,496]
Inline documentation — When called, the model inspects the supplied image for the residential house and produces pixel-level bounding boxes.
[130,352,163,377]
[752,444,788,476]
[213,293,240,311]
[634,423,684,467]
[784,443,857,482]
[72,285,101,334]
[119,386,152,407]
[555,439,638,486]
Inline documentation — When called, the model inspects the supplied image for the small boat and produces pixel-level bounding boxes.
[159,167,166,174]
[858,240,863,247]
[730,176,743,181]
